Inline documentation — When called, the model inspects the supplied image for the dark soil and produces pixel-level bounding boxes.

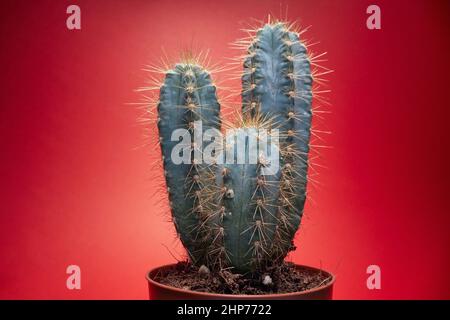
[153,261,332,295]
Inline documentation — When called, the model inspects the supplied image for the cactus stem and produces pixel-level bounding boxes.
[149,20,327,273]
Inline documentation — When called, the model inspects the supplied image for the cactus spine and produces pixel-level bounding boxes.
[155,21,315,273]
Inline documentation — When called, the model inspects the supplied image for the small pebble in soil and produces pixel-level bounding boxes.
[262,275,273,286]
[198,265,210,277]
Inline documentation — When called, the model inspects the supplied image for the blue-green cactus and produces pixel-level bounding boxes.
[156,21,314,273]
[242,22,312,262]
[157,62,221,264]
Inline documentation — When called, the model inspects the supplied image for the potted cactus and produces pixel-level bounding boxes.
[145,20,335,299]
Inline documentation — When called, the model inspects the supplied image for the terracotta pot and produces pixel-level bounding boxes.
[146,263,335,300]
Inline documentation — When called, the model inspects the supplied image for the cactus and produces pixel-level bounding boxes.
[157,62,222,265]
[155,21,315,274]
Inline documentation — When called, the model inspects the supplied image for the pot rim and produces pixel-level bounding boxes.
[146,263,335,299]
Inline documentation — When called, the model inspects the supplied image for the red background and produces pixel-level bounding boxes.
[1,0,449,299]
